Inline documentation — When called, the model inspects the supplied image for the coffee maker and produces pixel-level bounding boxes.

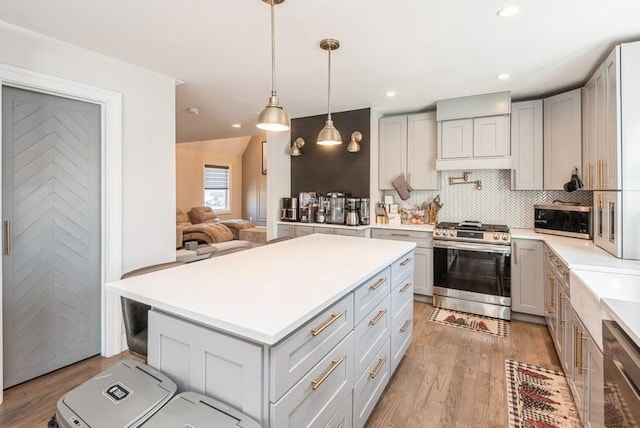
[327,192,345,224]
[280,197,298,221]
[345,198,360,226]
[298,192,318,223]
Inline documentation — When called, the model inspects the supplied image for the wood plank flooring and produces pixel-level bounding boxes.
[0,302,559,428]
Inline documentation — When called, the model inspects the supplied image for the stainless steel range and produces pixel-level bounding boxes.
[433,221,512,320]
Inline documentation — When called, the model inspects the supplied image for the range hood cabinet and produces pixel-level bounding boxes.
[436,91,511,170]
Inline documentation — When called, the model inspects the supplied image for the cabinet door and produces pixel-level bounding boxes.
[313,226,334,234]
[584,338,604,428]
[379,116,407,189]
[603,47,621,190]
[511,239,544,316]
[296,225,314,237]
[543,89,583,190]
[407,112,439,190]
[439,118,473,159]
[473,115,510,157]
[570,311,586,416]
[511,101,543,190]
[593,191,621,257]
[582,72,599,190]
[413,247,432,296]
[277,224,295,239]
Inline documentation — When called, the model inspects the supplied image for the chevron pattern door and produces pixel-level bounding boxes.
[2,86,101,388]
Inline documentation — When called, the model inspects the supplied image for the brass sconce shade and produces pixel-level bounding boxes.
[317,38,342,145]
[290,137,305,156]
[257,0,290,132]
[347,131,362,153]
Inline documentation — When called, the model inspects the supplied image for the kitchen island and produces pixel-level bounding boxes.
[107,233,416,427]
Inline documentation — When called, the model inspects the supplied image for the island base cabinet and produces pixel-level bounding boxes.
[391,302,413,374]
[148,310,263,423]
[324,392,353,428]
[353,338,391,428]
[270,332,354,428]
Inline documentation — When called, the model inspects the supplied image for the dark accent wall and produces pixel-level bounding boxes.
[290,108,370,198]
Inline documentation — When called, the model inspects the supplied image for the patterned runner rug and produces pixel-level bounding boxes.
[506,359,582,428]
[428,307,509,337]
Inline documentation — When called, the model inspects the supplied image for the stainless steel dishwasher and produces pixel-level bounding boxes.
[603,320,640,427]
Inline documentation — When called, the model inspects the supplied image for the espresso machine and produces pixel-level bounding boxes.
[327,192,345,224]
[298,192,318,223]
[345,198,360,226]
[359,198,370,225]
[280,197,298,221]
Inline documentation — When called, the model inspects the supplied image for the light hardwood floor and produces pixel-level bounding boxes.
[0,302,559,428]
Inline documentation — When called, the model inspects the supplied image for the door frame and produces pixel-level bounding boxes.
[0,63,123,401]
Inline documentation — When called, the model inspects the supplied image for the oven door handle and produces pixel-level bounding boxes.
[433,240,511,254]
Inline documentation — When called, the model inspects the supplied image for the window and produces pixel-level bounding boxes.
[204,165,230,211]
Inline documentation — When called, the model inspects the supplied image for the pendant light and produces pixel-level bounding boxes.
[317,38,342,145]
[257,0,289,132]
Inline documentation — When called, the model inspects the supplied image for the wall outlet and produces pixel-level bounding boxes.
[249,216,253,221]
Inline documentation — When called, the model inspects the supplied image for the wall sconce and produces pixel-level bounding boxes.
[347,131,362,153]
[449,171,482,190]
[289,137,305,156]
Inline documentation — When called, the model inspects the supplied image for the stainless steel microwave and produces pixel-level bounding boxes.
[534,204,592,239]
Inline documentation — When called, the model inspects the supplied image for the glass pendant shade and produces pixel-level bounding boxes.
[257,0,289,132]
[317,119,342,145]
[257,95,289,131]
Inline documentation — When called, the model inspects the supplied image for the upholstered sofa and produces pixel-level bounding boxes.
[188,206,256,240]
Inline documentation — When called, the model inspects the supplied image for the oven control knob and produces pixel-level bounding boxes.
[502,234,508,241]
[434,230,441,236]
[493,233,499,240]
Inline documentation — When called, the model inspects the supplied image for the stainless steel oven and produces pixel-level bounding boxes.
[433,221,511,320]
[603,320,640,427]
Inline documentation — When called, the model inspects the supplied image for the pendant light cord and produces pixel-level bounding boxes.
[327,47,332,120]
[270,1,277,97]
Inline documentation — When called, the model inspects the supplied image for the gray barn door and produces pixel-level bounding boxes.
[2,86,101,388]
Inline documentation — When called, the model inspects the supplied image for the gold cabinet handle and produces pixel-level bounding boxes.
[311,312,343,337]
[369,277,386,291]
[598,159,604,189]
[311,357,344,390]
[559,295,566,324]
[588,163,593,189]
[400,257,412,266]
[513,241,518,265]
[399,282,411,293]
[573,326,579,369]
[4,220,10,255]
[369,309,387,326]
[400,319,411,333]
[391,233,410,237]
[369,356,387,379]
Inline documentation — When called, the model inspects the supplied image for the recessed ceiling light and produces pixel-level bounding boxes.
[497,5,519,17]
[385,91,396,97]
[496,73,511,80]
[186,107,199,114]
[231,123,242,128]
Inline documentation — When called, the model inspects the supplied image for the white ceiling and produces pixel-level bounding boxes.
[1,0,639,143]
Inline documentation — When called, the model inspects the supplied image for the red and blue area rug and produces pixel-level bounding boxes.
[428,307,509,337]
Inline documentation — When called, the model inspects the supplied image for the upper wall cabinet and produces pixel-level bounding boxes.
[435,91,511,170]
[379,112,440,190]
[510,100,543,190]
[543,89,582,190]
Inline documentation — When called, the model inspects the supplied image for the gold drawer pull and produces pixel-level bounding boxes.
[391,233,410,237]
[399,282,411,293]
[311,312,343,337]
[369,309,387,326]
[369,277,386,291]
[311,357,344,391]
[400,257,412,266]
[400,319,411,333]
[560,269,569,276]
[369,356,387,379]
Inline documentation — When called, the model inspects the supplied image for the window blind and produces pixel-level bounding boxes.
[204,165,229,190]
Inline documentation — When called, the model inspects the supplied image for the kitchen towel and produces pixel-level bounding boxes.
[392,174,411,200]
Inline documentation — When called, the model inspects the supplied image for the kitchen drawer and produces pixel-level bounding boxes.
[271,332,354,428]
[391,250,415,285]
[371,228,432,248]
[354,295,391,381]
[323,391,352,428]
[296,225,315,237]
[270,294,354,402]
[353,267,390,325]
[391,303,413,374]
[353,338,390,428]
[391,272,413,325]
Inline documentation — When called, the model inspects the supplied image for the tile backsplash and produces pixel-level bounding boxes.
[382,170,593,229]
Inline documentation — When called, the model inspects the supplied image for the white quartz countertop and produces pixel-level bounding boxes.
[277,221,436,232]
[106,234,415,346]
[511,229,640,275]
